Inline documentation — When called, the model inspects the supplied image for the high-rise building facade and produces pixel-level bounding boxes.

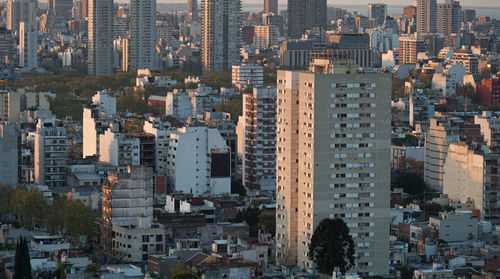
[264,0,278,14]
[416,0,437,33]
[367,3,387,26]
[242,87,277,191]
[88,0,114,75]
[49,0,73,19]
[0,122,20,186]
[201,0,242,74]
[129,0,157,71]
[398,35,425,65]
[276,59,391,276]
[438,0,461,35]
[188,0,198,21]
[34,118,68,187]
[6,0,37,32]
[287,0,327,39]
[19,21,37,71]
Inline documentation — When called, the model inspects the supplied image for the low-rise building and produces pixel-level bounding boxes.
[429,210,478,243]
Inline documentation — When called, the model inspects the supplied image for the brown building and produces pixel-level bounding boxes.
[403,5,417,19]
[399,35,425,64]
[264,0,277,14]
[477,75,500,104]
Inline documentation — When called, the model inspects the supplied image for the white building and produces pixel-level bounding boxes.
[431,73,456,97]
[429,210,478,243]
[83,90,116,158]
[19,21,37,71]
[166,126,231,196]
[165,89,192,120]
[34,118,67,187]
[143,118,175,175]
[232,64,264,90]
[99,126,140,172]
[128,0,156,70]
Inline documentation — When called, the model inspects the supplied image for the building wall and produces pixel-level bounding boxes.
[429,211,478,242]
[0,122,19,186]
[19,21,37,70]
[88,0,113,75]
[128,0,156,70]
[277,62,390,276]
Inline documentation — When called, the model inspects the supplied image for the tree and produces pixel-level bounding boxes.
[215,97,242,121]
[14,237,32,279]
[230,180,246,196]
[235,206,261,237]
[309,218,355,275]
[52,263,67,279]
[171,271,198,279]
[84,263,100,277]
[11,189,46,229]
[257,212,276,236]
[0,183,14,222]
[392,171,427,197]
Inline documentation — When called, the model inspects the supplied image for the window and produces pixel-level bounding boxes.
[142,235,149,242]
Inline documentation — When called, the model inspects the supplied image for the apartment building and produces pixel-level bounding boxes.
[0,122,20,186]
[232,64,264,90]
[34,118,68,187]
[18,21,37,70]
[416,0,437,33]
[242,87,277,191]
[253,25,279,50]
[399,35,425,65]
[166,126,231,196]
[128,0,156,70]
[143,118,175,176]
[276,59,391,276]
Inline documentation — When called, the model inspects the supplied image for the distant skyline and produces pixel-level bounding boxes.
[31,0,500,7]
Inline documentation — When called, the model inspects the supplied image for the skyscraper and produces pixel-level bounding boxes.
[287,0,326,39]
[201,0,242,74]
[49,0,73,19]
[188,0,198,21]
[264,0,278,14]
[129,0,157,71]
[6,0,37,32]
[88,0,113,75]
[276,59,391,276]
[242,87,277,191]
[416,0,437,33]
[438,0,461,35]
[19,21,37,70]
[367,3,387,26]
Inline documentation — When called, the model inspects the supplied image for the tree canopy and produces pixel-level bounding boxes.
[309,218,355,275]
[14,237,32,279]
[392,171,427,196]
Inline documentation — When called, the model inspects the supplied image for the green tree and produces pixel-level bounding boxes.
[230,180,246,196]
[0,183,14,222]
[257,212,276,236]
[84,263,100,277]
[215,98,242,120]
[395,266,415,279]
[14,237,32,279]
[52,263,67,279]
[392,172,427,197]
[309,218,355,275]
[11,189,46,229]
[235,206,261,237]
[171,271,198,279]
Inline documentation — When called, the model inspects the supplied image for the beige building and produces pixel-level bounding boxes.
[276,59,391,276]
[34,118,67,187]
[253,25,278,50]
[443,142,500,223]
[0,89,50,122]
[6,0,37,32]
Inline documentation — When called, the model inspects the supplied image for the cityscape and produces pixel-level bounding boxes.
[0,0,499,278]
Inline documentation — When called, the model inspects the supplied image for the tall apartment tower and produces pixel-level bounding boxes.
[49,0,73,19]
[0,122,20,186]
[276,59,391,276]
[416,0,437,33]
[188,0,198,21]
[201,0,242,74]
[242,87,277,191]
[88,0,114,75]
[438,0,461,35]
[398,35,426,65]
[367,3,387,26]
[129,0,157,71]
[287,0,327,39]
[34,118,68,187]
[19,22,37,71]
[6,0,37,32]
[264,0,278,14]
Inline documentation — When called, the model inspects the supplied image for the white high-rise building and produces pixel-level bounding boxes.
[19,21,37,71]
[88,0,114,75]
[201,0,242,73]
[143,118,175,176]
[276,59,391,276]
[166,126,231,196]
[0,122,20,186]
[6,0,37,32]
[129,0,157,70]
